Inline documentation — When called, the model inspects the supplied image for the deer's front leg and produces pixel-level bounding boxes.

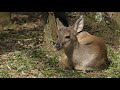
[58,55,73,70]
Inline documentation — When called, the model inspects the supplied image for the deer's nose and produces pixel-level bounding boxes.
[55,43,61,48]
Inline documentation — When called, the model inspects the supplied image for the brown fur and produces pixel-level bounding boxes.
[55,16,110,72]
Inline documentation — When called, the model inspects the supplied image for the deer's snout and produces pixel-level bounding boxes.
[55,43,62,50]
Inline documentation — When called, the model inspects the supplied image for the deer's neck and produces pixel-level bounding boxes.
[64,40,79,59]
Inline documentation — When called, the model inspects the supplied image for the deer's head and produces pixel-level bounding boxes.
[55,15,84,50]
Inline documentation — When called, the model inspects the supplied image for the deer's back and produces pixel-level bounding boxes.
[72,32,108,69]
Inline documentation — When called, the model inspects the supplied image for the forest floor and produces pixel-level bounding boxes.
[0,23,119,78]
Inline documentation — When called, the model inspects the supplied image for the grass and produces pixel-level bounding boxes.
[0,20,119,78]
[0,44,119,78]
[0,46,87,78]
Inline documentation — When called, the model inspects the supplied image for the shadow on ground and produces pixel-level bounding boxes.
[0,28,44,55]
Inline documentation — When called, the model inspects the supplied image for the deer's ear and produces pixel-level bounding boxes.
[56,18,65,30]
[74,15,84,33]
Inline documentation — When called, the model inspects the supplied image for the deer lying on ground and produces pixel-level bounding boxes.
[55,15,110,72]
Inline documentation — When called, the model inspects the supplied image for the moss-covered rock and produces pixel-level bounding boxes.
[65,12,119,48]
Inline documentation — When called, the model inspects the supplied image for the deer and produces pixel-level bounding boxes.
[55,15,110,72]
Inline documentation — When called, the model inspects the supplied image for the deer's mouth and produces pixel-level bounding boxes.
[56,47,62,51]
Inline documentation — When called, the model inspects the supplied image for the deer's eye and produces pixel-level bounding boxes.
[65,36,70,39]
[57,35,58,38]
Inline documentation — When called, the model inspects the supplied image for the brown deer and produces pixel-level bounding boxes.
[55,15,110,72]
